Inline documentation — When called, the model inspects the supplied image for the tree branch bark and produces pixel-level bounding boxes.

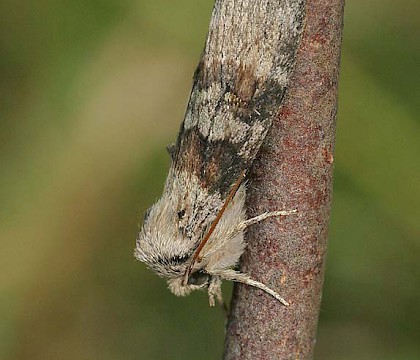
[223,1,344,359]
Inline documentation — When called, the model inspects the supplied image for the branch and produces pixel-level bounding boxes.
[223,1,344,359]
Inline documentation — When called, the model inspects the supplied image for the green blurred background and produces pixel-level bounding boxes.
[0,0,418,359]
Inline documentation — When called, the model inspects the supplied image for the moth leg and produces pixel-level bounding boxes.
[221,209,297,244]
[202,209,297,261]
[208,275,223,307]
[212,269,289,306]
[237,209,297,232]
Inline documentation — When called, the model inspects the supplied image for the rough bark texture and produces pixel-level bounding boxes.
[223,1,344,359]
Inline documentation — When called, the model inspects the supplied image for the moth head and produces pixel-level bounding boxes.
[135,196,194,279]
[135,197,213,296]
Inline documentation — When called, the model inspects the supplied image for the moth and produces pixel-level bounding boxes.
[135,0,304,307]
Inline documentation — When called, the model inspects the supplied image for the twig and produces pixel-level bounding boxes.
[223,0,344,359]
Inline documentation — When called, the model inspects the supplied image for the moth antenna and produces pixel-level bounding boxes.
[182,170,247,285]
[212,269,289,306]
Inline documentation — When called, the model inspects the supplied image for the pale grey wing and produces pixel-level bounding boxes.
[172,0,305,200]
[169,0,305,244]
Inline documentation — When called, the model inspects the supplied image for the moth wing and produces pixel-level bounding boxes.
[167,65,287,246]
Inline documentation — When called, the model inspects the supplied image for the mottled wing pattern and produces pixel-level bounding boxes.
[168,65,287,246]
[174,64,285,198]
[165,0,305,247]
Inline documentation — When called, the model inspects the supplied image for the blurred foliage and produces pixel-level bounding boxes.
[0,0,418,359]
